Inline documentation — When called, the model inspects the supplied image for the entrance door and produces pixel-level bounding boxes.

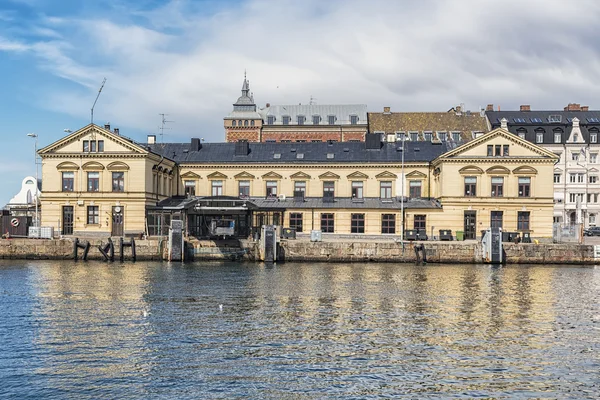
[464,211,476,239]
[62,206,74,235]
[112,206,124,236]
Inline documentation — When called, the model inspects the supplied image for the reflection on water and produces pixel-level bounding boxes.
[0,261,598,399]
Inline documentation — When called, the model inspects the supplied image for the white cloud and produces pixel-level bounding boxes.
[6,0,600,141]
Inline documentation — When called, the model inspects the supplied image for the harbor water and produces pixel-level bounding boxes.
[0,260,599,399]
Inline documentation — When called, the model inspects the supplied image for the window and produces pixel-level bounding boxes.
[328,115,336,125]
[290,213,303,233]
[464,176,476,196]
[98,140,104,152]
[266,181,278,197]
[548,115,562,123]
[321,213,334,233]
[294,181,306,195]
[239,180,250,197]
[414,215,426,230]
[491,177,503,197]
[323,181,335,199]
[590,214,596,225]
[282,116,290,125]
[232,120,236,127]
[518,177,530,197]
[380,181,392,199]
[267,116,275,125]
[312,140,322,143]
[62,171,74,192]
[211,180,223,196]
[591,176,598,184]
[514,117,526,123]
[90,141,97,152]
[554,174,561,184]
[588,117,600,123]
[410,132,418,142]
[87,206,99,225]
[517,128,526,139]
[487,145,493,157]
[570,193,576,203]
[87,172,99,192]
[251,120,255,126]
[452,132,460,142]
[495,145,501,156]
[424,131,432,141]
[381,214,396,234]
[83,140,89,152]
[578,173,585,183]
[503,144,509,156]
[517,212,530,230]
[536,132,543,143]
[591,133,598,143]
[491,211,503,229]
[312,115,320,125]
[238,120,242,126]
[572,152,579,161]
[437,132,447,142]
[409,181,422,198]
[112,172,124,192]
[242,120,247,126]
[297,115,305,125]
[531,117,543,123]
[352,181,364,199]
[184,180,196,196]
[350,115,358,125]
[351,213,365,233]
[591,153,598,163]
[554,133,562,143]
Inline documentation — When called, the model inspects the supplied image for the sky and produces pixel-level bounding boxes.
[2,0,600,207]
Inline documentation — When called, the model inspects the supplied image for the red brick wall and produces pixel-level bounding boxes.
[342,131,366,142]
[225,128,261,142]
[261,132,343,142]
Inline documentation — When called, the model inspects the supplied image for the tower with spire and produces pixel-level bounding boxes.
[224,72,263,142]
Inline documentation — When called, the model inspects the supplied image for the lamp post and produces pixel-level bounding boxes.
[400,132,405,243]
[27,133,39,235]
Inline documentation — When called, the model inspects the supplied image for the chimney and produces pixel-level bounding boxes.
[147,135,156,145]
[500,118,508,130]
[455,105,462,115]
[266,103,270,108]
[581,106,589,112]
[190,138,202,151]
[520,105,531,112]
[486,104,494,111]
[114,128,120,135]
[365,133,382,150]
[564,103,581,111]
[235,140,249,156]
[383,106,391,114]
[104,123,110,130]
[572,117,580,128]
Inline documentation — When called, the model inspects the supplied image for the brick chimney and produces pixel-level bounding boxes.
[564,103,581,111]
[383,106,391,114]
[520,105,531,112]
[581,106,589,111]
[486,104,494,112]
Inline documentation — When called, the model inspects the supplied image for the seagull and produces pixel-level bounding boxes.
[219,304,223,312]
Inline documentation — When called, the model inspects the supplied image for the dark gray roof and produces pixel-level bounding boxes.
[148,141,449,164]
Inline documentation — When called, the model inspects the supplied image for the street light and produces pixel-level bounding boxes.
[27,133,39,235]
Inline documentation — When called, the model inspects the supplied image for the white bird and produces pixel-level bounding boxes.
[219,304,223,312]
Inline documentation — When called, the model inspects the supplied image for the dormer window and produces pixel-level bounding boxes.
[424,131,432,141]
[282,116,290,125]
[548,115,562,123]
[516,128,526,139]
[452,132,460,142]
[267,116,275,125]
[312,115,320,125]
[591,132,598,143]
[410,131,418,141]
[350,115,358,125]
[536,132,543,143]
[574,133,579,142]
[297,115,305,125]
[328,115,336,125]
[437,132,447,142]
[554,133,561,143]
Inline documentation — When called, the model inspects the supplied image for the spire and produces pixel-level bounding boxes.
[241,70,249,95]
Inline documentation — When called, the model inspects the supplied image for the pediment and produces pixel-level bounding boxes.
[262,171,283,179]
[207,171,228,179]
[181,171,201,179]
[107,161,130,171]
[347,171,369,179]
[459,166,484,175]
[290,171,312,179]
[486,166,510,175]
[82,161,105,171]
[56,161,79,171]
[375,171,398,179]
[589,167,599,173]
[234,171,255,179]
[38,124,149,155]
[512,166,538,175]
[405,170,427,178]
[554,167,563,173]
[318,171,340,180]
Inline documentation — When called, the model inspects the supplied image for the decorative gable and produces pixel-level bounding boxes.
[207,171,228,179]
[181,171,201,179]
[290,171,311,179]
[486,166,510,175]
[375,171,397,179]
[234,171,256,179]
[347,171,369,179]
[262,171,283,179]
[107,161,130,171]
[318,171,340,180]
[512,166,538,175]
[56,161,80,171]
[82,161,105,170]
[459,166,484,175]
[405,170,427,178]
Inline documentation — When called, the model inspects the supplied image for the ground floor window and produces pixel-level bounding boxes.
[87,206,99,225]
[290,213,303,233]
[351,213,365,233]
[414,215,426,230]
[518,211,530,231]
[381,214,396,234]
[321,213,334,233]
[491,211,503,229]
[147,211,172,236]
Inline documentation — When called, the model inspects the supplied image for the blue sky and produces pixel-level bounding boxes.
[2,0,600,207]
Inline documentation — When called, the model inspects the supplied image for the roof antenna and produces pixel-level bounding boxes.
[159,113,174,143]
[91,78,106,125]
[309,95,317,105]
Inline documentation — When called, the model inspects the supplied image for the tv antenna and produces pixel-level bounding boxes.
[309,95,317,105]
[91,78,107,124]
[159,113,174,143]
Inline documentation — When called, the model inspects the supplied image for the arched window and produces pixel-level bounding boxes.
[244,120,249,126]
[232,120,236,127]
[238,120,242,126]
[251,120,255,126]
